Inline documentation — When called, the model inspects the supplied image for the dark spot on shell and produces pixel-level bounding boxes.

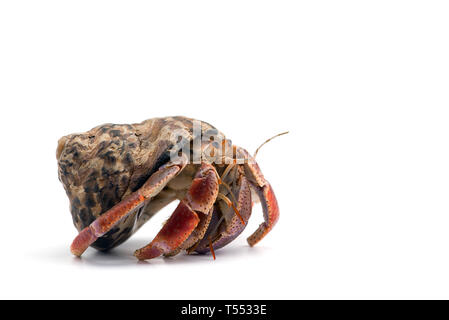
[101,167,110,178]
[121,175,129,187]
[83,174,100,193]
[124,153,133,166]
[101,151,116,165]
[61,166,70,177]
[79,208,90,226]
[98,141,110,153]
[113,182,121,200]
[100,126,110,134]
[72,196,81,209]
[100,188,118,212]
[85,194,96,208]
[110,130,121,137]
[88,170,99,179]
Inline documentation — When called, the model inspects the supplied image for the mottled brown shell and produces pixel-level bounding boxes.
[57,116,219,250]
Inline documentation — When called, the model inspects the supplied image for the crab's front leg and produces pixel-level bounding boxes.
[240,148,280,247]
[134,162,219,260]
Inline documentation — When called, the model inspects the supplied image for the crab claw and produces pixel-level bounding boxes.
[237,147,280,247]
[194,175,252,254]
[133,200,202,259]
[246,182,279,246]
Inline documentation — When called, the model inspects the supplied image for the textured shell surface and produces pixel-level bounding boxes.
[56,116,220,250]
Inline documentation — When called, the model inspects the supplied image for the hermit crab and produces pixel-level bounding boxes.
[56,116,282,260]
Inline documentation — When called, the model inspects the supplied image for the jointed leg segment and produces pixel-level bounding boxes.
[239,148,280,247]
[246,182,279,246]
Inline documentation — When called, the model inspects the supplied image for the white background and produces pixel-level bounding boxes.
[0,1,448,299]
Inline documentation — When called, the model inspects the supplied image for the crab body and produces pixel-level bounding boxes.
[57,116,279,260]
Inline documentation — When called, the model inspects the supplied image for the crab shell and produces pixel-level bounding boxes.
[57,116,279,259]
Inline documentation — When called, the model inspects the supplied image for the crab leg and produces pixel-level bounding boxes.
[246,182,279,246]
[134,162,219,260]
[240,148,280,247]
[164,206,214,257]
[70,156,188,257]
[195,174,252,254]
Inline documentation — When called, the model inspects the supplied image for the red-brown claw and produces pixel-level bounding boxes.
[134,200,201,260]
[247,182,279,246]
[70,226,97,257]
[238,147,280,247]
[195,175,252,254]
[213,176,252,250]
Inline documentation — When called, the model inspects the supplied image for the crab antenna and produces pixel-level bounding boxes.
[253,131,289,159]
